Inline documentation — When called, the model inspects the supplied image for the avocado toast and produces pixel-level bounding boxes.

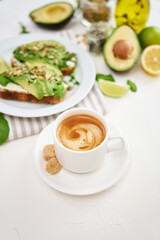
[0,39,78,104]
[0,62,67,104]
[11,40,77,75]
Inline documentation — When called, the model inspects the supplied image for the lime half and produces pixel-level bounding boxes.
[0,56,9,74]
[98,79,130,98]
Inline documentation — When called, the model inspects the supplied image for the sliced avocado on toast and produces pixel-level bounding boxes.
[0,38,78,104]
[35,76,53,96]
[25,60,62,96]
[11,76,44,100]
[29,2,74,28]
[0,63,67,100]
[26,59,62,76]
[13,40,77,74]
[4,66,45,100]
[0,72,44,100]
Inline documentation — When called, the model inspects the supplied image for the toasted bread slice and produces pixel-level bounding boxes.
[11,57,74,76]
[0,88,66,104]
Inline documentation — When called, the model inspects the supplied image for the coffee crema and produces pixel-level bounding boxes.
[56,114,106,151]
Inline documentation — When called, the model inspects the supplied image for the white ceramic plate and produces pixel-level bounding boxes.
[33,122,130,195]
[0,33,95,117]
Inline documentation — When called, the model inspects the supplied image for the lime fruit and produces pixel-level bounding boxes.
[141,45,160,76]
[0,56,9,74]
[139,26,160,49]
[98,79,130,98]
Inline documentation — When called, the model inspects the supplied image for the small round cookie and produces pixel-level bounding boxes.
[46,156,62,175]
[43,144,55,161]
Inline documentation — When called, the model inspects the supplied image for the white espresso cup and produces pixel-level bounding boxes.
[53,108,125,173]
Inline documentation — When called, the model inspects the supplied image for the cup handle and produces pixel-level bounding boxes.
[107,136,125,153]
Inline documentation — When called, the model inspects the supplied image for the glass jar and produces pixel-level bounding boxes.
[86,22,108,53]
[115,0,150,34]
[81,0,112,27]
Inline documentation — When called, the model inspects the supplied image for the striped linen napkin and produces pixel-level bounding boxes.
[2,30,107,141]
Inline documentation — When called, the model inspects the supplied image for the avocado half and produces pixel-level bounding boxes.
[30,2,74,28]
[103,25,141,72]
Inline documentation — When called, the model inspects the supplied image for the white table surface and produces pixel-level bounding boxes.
[0,0,160,239]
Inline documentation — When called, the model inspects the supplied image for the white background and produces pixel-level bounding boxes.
[0,0,160,239]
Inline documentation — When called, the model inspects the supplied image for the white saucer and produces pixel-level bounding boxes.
[33,122,130,195]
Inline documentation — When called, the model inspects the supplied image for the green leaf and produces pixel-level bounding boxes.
[69,77,74,82]
[96,73,115,82]
[74,81,80,85]
[19,22,30,34]
[127,80,137,92]
[0,113,10,145]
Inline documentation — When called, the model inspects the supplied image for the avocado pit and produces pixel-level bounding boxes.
[113,40,133,60]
